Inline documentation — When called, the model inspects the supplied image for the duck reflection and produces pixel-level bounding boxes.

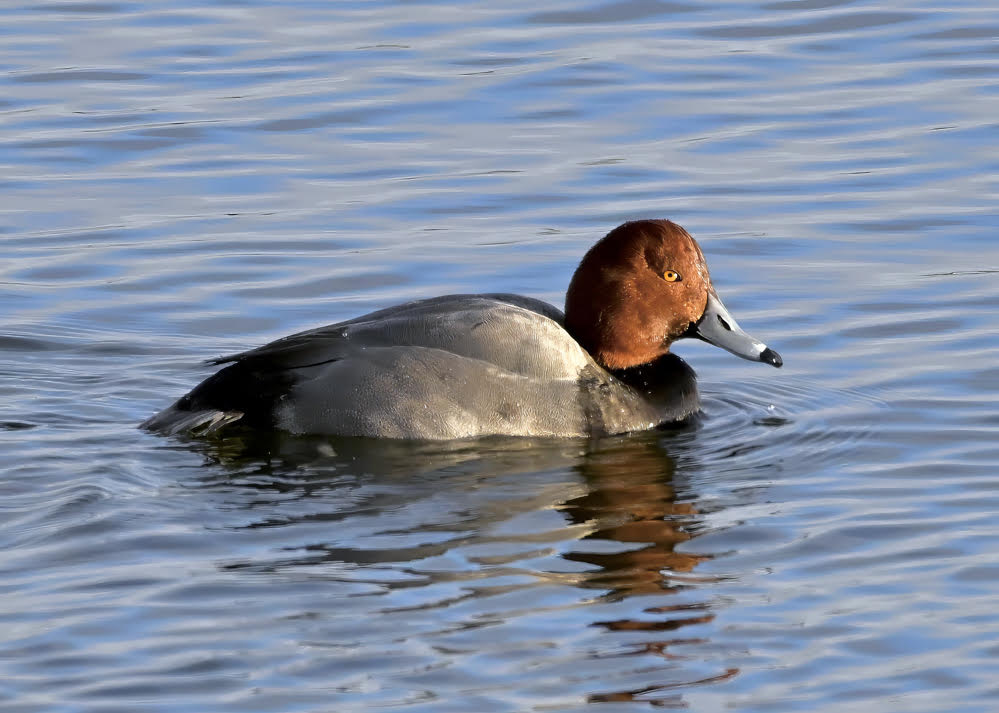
[561,435,708,598]
[186,428,733,705]
[191,429,715,600]
[555,436,739,705]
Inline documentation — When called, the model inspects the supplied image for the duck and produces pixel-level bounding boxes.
[141,219,781,440]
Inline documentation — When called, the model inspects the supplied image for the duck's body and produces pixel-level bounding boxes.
[142,294,699,438]
[143,220,781,440]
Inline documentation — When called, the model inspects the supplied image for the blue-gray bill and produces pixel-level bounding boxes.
[689,292,783,368]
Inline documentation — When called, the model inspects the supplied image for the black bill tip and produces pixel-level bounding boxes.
[760,347,783,368]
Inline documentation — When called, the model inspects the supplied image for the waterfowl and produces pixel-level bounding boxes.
[142,220,781,439]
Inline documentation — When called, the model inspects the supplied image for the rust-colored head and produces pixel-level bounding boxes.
[565,220,782,370]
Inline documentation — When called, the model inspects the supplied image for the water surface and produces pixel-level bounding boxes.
[2,1,998,711]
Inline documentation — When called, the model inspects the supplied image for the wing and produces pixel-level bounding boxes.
[208,293,588,379]
[142,294,593,436]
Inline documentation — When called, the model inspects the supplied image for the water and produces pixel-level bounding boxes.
[2,0,998,710]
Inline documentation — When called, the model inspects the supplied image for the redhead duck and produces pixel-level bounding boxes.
[142,220,781,439]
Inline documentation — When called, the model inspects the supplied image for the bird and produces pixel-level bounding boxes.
[142,219,781,440]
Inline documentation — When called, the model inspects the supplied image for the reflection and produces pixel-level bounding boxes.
[561,436,709,599]
[183,428,589,481]
[588,667,739,706]
[187,428,719,597]
[556,436,739,706]
[181,427,739,705]
[183,431,597,576]
[184,431,718,601]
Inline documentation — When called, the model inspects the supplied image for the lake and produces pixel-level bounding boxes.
[2,1,998,711]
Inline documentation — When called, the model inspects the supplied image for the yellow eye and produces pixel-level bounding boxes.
[663,270,682,282]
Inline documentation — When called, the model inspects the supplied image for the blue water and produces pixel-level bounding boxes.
[2,1,998,711]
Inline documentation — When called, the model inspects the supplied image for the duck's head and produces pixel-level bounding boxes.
[564,219,782,371]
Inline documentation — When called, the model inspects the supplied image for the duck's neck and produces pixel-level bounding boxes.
[564,297,670,371]
[610,353,698,417]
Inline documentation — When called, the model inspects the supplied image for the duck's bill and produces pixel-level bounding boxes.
[689,292,782,368]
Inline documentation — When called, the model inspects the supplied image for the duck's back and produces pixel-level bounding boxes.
[142,294,697,439]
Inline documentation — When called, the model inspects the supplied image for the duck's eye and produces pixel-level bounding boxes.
[663,270,682,283]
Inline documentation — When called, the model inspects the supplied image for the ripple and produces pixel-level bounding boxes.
[11,69,148,83]
[695,377,887,475]
[0,421,36,431]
